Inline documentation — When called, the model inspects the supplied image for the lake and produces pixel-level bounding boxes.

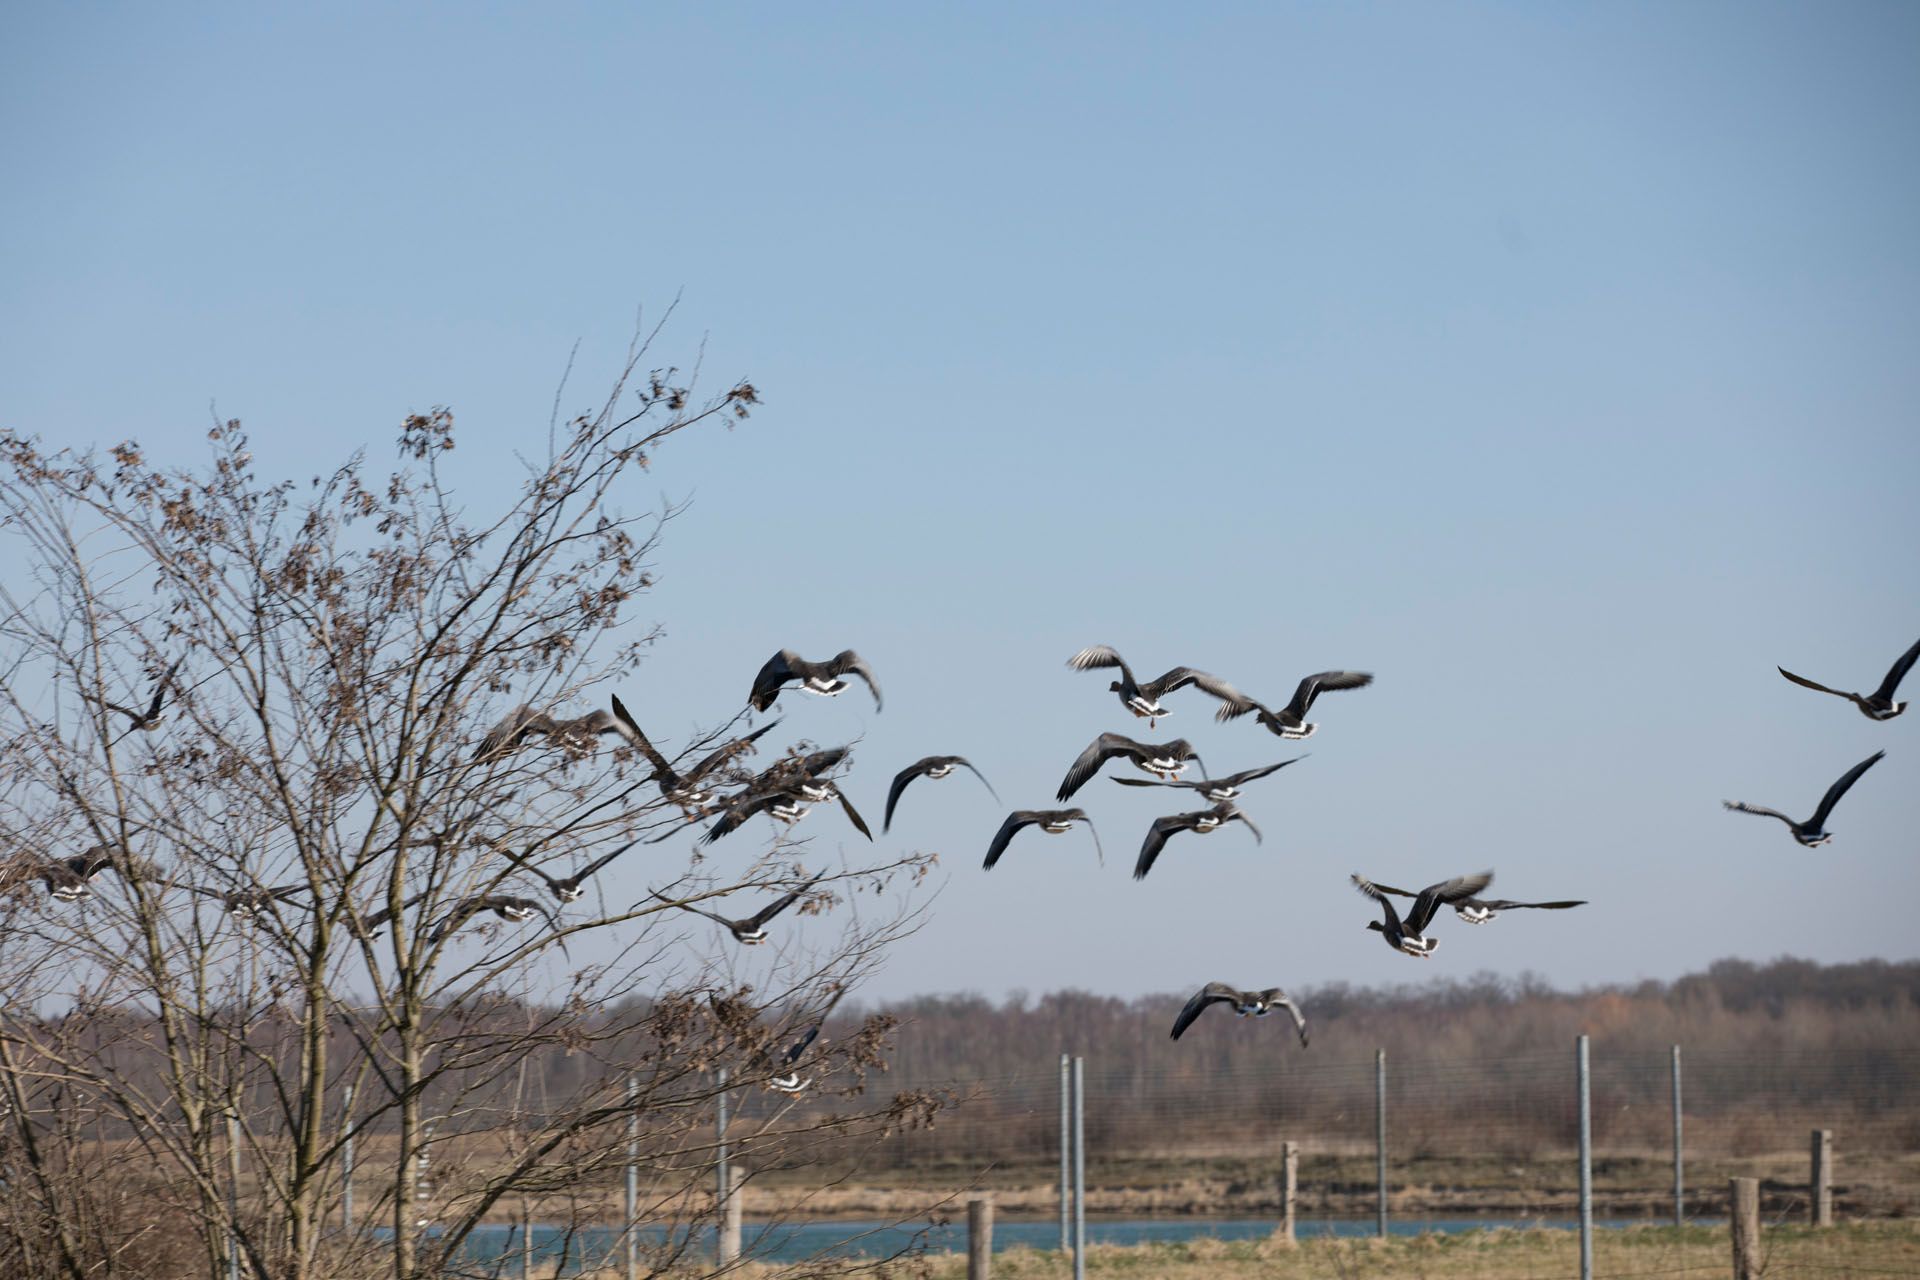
[450,1213,1633,1271]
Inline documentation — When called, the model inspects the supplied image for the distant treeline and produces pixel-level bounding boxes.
[854,957,1920,1167]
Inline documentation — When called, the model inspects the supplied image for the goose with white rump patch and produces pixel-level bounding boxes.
[1351,870,1493,957]
[748,649,882,712]
[1065,645,1256,728]
[1055,733,1203,801]
[982,809,1103,870]
[1110,756,1304,803]
[1220,671,1373,739]
[1724,750,1885,847]
[884,755,1000,832]
[1169,983,1308,1046]
[1777,637,1920,721]
[1132,803,1261,881]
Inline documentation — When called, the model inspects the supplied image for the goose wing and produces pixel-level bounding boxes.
[1470,897,1588,911]
[953,757,1001,803]
[141,658,183,721]
[1229,807,1262,845]
[835,790,875,840]
[1283,671,1374,720]
[1776,666,1851,700]
[828,650,883,710]
[1724,800,1797,828]
[744,873,824,930]
[1067,644,1136,690]
[608,695,679,782]
[1076,812,1104,865]
[1133,813,1193,881]
[781,1022,823,1067]
[703,791,782,844]
[1056,733,1138,801]
[884,760,930,833]
[1262,990,1309,1047]
[683,720,782,786]
[1407,871,1494,934]
[1873,637,1920,703]
[983,812,1040,870]
[1808,750,1885,829]
[1351,874,1405,932]
[749,650,800,711]
[474,706,554,760]
[572,836,646,882]
[1110,775,1193,789]
[1169,982,1242,1040]
[1145,667,1256,713]
[1217,758,1306,788]
[656,893,740,930]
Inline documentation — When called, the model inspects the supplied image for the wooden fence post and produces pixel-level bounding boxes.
[1277,1141,1297,1243]
[1811,1129,1833,1227]
[1729,1177,1760,1280]
[967,1196,994,1280]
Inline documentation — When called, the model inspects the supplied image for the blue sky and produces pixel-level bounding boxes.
[3,3,1916,1002]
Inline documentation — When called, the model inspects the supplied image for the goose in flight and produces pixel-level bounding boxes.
[1220,671,1373,739]
[983,809,1102,870]
[883,755,1000,832]
[760,986,846,1093]
[702,780,872,844]
[1169,983,1308,1046]
[655,874,822,944]
[472,705,633,761]
[84,658,183,732]
[749,650,882,712]
[488,836,645,903]
[185,883,309,921]
[609,696,780,807]
[14,847,137,902]
[1065,646,1255,728]
[429,894,567,952]
[1363,880,1585,925]
[1133,804,1261,881]
[1056,734,1203,802]
[1724,750,1885,847]
[1352,871,1492,957]
[1111,757,1304,804]
[1778,637,1920,721]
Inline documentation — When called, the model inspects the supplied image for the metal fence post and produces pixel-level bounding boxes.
[1729,1176,1760,1280]
[1278,1140,1298,1243]
[1374,1049,1387,1239]
[227,1109,242,1280]
[716,1066,730,1267]
[341,1084,354,1234]
[1058,1053,1070,1255]
[1811,1128,1833,1227]
[967,1196,994,1280]
[624,1075,638,1280]
[1071,1055,1086,1280]
[1577,1035,1592,1280]
[719,1166,744,1265]
[1670,1044,1683,1227]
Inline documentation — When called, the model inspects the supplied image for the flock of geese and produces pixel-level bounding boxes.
[16,630,1913,1087]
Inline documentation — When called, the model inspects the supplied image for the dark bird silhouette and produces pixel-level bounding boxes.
[473,705,632,761]
[983,809,1102,870]
[85,658,183,732]
[609,695,780,806]
[1724,750,1886,847]
[703,780,871,844]
[883,756,1000,832]
[1352,871,1492,957]
[761,985,847,1093]
[185,883,309,921]
[1778,637,1920,721]
[488,836,645,903]
[1111,757,1304,803]
[1364,880,1585,925]
[1220,671,1373,739]
[1133,803,1261,881]
[12,847,136,903]
[1056,734,1203,802]
[429,894,567,952]
[1169,983,1308,1046]
[655,874,822,944]
[749,650,882,712]
[1065,645,1255,728]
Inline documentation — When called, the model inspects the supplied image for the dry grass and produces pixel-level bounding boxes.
[539,1221,1919,1278]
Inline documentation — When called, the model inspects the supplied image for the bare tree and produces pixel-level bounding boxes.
[0,328,942,1279]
